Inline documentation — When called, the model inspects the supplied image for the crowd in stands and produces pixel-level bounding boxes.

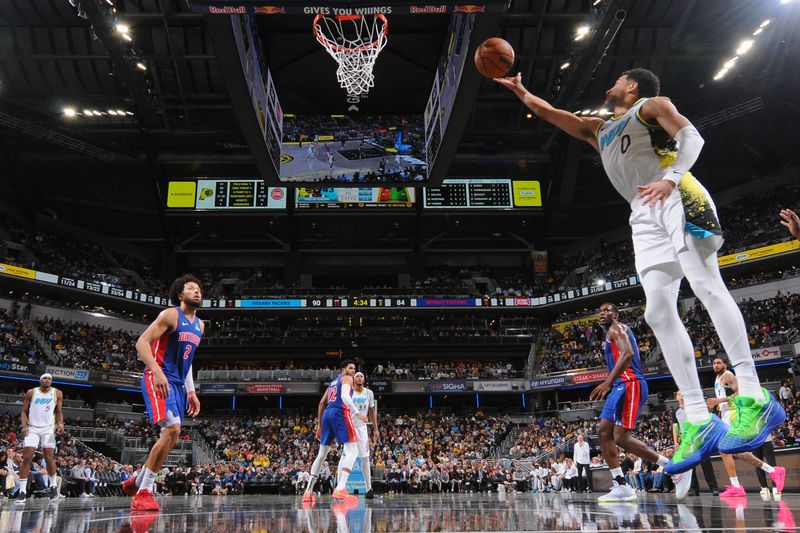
[35,316,141,373]
[539,306,656,375]
[374,360,521,380]
[682,292,800,358]
[538,290,800,375]
[0,307,46,366]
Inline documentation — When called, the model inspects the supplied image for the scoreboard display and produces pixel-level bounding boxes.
[166,180,287,210]
[295,187,416,209]
[424,179,542,209]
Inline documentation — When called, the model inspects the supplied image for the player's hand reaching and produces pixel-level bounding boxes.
[493,72,525,94]
[637,179,676,208]
[20,425,29,437]
[589,380,612,402]
[780,208,800,239]
[187,391,201,417]
[152,369,170,399]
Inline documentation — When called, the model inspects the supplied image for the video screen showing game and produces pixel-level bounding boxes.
[279,114,426,184]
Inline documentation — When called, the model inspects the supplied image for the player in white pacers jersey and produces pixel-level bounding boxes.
[351,372,381,499]
[496,68,785,475]
[15,373,64,504]
[706,357,785,498]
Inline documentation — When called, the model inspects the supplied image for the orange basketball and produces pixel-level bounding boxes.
[474,37,515,78]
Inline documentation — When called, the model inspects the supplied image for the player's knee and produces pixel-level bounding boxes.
[162,424,181,443]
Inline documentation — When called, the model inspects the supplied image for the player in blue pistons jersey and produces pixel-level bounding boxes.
[123,275,204,512]
[589,303,681,503]
[303,359,364,505]
[496,68,784,476]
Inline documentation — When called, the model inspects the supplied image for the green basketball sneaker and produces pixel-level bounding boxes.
[718,388,786,454]
[664,415,727,475]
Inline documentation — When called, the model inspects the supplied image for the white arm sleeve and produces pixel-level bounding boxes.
[184,365,195,393]
[661,125,704,186]
[340,383,358,412]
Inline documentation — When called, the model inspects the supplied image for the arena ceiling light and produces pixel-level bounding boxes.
[63,107,77,118]
[115,23,128,33]
[736,40,754,55]
[560,62,570,70]
[136,62,147,71]
[575,25,591,41]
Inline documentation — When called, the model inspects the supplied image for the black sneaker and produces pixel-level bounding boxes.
[14,492,27,505]
[49,486,59,501]
[365,489,374,499]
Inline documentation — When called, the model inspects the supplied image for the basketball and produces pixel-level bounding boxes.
[474,37,515,78]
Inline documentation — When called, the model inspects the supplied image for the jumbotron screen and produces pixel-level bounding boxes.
[280,115,426,184]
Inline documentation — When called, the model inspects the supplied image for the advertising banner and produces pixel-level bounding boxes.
[0,360,38,374]
[530,376,570,390]
[92,371,141,388]
[368,380,392,393]
[717,240,800,266]
[45,366,90,382]
[200,383,238,394]
[474,381,514,392]
[570,370,610,385]
[240,382,284,394]
[427,380,467,393]
[750,346,782,361]
[0,263,36,279]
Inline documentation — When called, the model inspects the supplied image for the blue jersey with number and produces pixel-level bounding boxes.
[149,306,202,384]
[603,323,644,384]
[325,374,350,410]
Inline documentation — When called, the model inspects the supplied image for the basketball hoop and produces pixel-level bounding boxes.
[312,14,388,97]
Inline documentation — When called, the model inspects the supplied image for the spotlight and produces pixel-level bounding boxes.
[575,25,590,41]
[736,40,753,55]
[117,109,126,115]
[83,109,93,116]
[753,28,764,36]
[115,23,129,33]
[781,0,792,4]
[121,33,132,42]
[760,19,771,28]
[596,279,605,287]
[582,109,591,115]
[560,62,570,70]
[526,113,533,119]
[590,110,599,115]
[713,68,728,80]
[108,110,118,115]
[723,57,738,69]
[136,62,147,71]
[63,107,77,117]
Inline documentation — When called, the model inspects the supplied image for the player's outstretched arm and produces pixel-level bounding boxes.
[136,308,178,398]
[494,72,603,152]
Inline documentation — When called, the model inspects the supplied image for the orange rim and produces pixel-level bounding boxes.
[312,14,388,54]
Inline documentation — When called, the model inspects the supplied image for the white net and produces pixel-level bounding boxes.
[313,14,388,97]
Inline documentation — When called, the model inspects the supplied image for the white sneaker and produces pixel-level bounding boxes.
[80,493,90,498]
[673,470,693,500]
[598,483,637,503]
[773,487,781,500]
[760,487,771,501]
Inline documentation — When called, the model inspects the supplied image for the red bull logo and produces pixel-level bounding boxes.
[254,5,286,14]
[410,5,447,14]
[208,6,246,13]
[454,4,486,13]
